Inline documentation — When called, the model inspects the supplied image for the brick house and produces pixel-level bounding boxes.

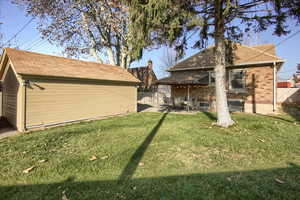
[293,64,300,88]
[128,60,158,91]
[277,79,294,88]
[157,43,285,114]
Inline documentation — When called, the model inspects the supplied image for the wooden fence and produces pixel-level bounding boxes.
[137,91,171,106]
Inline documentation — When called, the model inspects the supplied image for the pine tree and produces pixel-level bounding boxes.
[126,0,300,127]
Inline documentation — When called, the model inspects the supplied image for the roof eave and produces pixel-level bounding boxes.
[18,73,141,84]
[0,49,9,80]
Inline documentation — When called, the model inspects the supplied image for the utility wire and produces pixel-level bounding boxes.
[30,40,48,50]
[278,69,298,73]
[19,32,40,48]
[3,17,34,47]
[242,29,300,63]
[26,38,44,50]
[26,38,48,50]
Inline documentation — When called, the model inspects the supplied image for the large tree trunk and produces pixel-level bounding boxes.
[214,0,234,127]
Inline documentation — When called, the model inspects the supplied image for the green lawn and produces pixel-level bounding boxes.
[0,112,299,200]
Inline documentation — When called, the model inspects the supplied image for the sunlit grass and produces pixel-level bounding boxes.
[0,112,299,199]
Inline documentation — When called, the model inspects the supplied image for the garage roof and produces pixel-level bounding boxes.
[0,48,140,83]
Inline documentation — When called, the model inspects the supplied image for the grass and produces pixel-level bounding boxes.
[0,112,299,200]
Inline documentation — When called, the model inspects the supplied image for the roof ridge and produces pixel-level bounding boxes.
[168,51,204,70]
[4,48,123,70]
[2,48,140,83]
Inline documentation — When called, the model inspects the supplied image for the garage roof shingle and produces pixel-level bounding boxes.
[1,48,140,83]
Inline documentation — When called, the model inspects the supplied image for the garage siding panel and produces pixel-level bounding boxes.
[2,67,19,127]
[25,80,137,128]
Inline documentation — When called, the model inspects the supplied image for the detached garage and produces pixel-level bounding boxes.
[0,48,140,132]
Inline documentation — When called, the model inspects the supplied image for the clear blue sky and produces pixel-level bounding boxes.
[1,0,299,79]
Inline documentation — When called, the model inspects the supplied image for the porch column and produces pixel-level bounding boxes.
[187,85,190,112]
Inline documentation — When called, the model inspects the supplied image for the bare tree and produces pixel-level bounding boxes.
[0,22,3,51]
[12,0,134,68]
[159,46,177,78]
[0,3,3,51]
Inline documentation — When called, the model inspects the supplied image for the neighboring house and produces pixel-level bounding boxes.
[0,48,140,132]
[293,64,300,88]
[277,79,294,88]
[157,43,284,114]
[128,60,158,91]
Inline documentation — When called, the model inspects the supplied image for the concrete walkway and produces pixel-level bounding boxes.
[138,104,198,114]
[0,128,19,139]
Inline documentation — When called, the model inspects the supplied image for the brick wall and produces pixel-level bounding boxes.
[170,65,275,113]
[243,66,274,104]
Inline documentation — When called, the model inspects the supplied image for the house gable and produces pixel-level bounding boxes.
[0,50,22,85]
[168,43,284,72]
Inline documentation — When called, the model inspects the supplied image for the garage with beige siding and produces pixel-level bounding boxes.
[0,48,139,132]
[1,66,19,128]
[24,78,137,128]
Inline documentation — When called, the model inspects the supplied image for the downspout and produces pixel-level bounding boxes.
[187,85,190,112]
[273,62,277,112]
[24,80,27,131]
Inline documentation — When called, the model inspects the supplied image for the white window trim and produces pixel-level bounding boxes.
[228,99,245,112]
[198,101,210,111]
[229,69,246,90]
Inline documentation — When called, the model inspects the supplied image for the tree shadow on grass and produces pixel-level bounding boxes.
[256,111,300,124]
[280,105,300,123]
[137,103,153,112]
[1,163,299,200]
[118,112,168,182]
[202,112,217,121]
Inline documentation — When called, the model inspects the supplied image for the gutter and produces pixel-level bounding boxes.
[273,62,277,112]
[167,60,285,72]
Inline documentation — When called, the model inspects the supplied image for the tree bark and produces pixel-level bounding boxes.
[81,13,104,63]
[120,46,129,69]
[107,47,116,66]
[214,0,234,127]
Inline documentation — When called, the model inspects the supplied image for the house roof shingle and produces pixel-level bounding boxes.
[0,48,140,83]
[168,43,284,71]
[127,66,157,85]
[156,73,209,85]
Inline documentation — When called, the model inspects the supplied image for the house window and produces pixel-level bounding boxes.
[229,69,245,90]
[209,71,215,85]
[228,99,244,112]
[198,102,210,111]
